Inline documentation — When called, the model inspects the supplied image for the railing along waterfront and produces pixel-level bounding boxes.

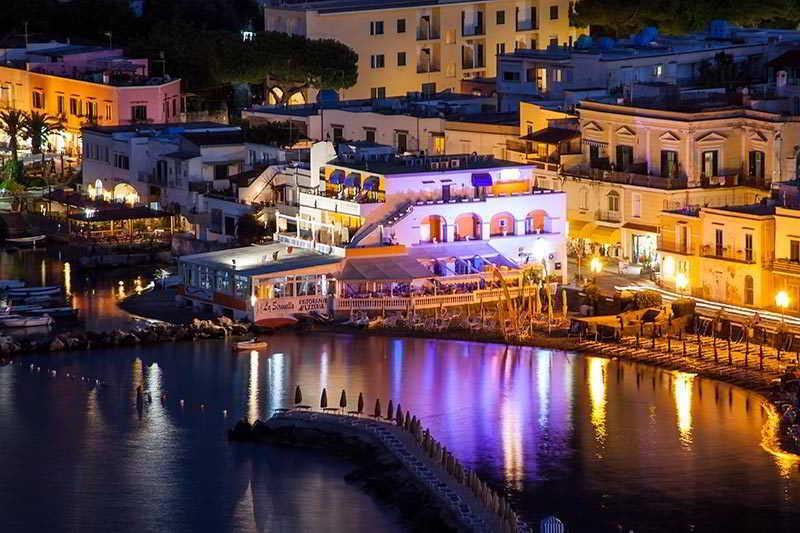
[335,286,538,312]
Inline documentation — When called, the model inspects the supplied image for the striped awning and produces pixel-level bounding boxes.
[363,175,380,191]
[328,169,345,184]
[344,172,361,188]
[471,172,493,187]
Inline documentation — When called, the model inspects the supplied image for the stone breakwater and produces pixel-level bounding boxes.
[0,317,255,357]
[229,411,531,533]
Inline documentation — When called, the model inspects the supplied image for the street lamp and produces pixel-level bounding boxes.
[776,290,790,322]
[589,256,603,284]
[675,272,689,294]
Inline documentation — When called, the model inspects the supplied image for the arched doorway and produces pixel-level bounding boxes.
[454,213,482,241]
[113,183,139,205]
[525,209,547,234]
[490,212,515,237]
[420,214,446,243]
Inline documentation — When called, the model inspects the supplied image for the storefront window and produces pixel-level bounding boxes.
[198,266,211,289]
[216,270,231,292]
[234,275,250,299]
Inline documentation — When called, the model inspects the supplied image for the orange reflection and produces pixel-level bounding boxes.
[674,371,695,449]
[588,357,608,445]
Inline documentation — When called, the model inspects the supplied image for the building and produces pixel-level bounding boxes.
[263,0,579,100]
[496,22,800,112]
[0,42,181,155]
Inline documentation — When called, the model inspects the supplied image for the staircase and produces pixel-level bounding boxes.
[349,201,414,246]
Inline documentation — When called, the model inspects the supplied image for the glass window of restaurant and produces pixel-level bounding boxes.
[198,266,211,289]
[234,275,250,299]
[216,270,232,293]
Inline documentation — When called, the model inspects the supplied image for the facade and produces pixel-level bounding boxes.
[496,23,800,112]
[263,0,579,100]
[0,42,181,155]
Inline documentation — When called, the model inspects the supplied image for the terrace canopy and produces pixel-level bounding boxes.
[340,255,432,282]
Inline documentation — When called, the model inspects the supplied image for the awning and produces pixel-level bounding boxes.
[582,139,608,146]
[471,172,493,187]
[520,127,580,144]
[568,220,591,238]
[622,222,659,234]
[68,206,171,223]
[363,176,380,191]
[340,255,433,281]
[344,172,361,188]
[328,169,345,185]
[592,225,621,245]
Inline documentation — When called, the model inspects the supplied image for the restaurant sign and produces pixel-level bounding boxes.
[254,295,327,322]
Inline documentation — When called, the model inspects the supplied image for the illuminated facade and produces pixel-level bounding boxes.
[0,43,181,155]
[263,0,579,100]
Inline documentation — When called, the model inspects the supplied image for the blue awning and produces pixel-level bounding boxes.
[471,173,493,187]
[363,176,380,191]
[328,169,345,184]
[344,172,361,188]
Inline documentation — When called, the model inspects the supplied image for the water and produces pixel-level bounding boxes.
[0,249,151,331]
[1,333,799,533]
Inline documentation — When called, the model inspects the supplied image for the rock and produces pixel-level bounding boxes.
[228,419,254,441]
[216,316,234,328]
[49,338,66,352]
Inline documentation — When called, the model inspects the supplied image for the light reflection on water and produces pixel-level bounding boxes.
[0,333,799,533]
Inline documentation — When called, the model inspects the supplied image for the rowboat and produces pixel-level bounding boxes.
[26,307,76,318]
[1,304,43,313]
[17,294,58,304]
[0,280,25,290]
[0,315,53,328]
[7,286,62,296]
[233,339,268,351]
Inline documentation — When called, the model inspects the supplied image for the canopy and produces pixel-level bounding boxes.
[363,176,380,191]
[344,172,361,188]
[68,206,170,223]
[592,225,621,245]
[328,169,345,185]
[340,255,433,281]
[622,221,659,234]
[520,127,580,144]
[568,219,591,238]
[471,172,493,187]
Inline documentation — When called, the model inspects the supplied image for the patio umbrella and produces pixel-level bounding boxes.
[339,389,347,411]
[320,388,328,409]
[294,385,302,405]
[562,288,568,319]
[357,392,364,414]
[395,404,403,426]
[373,398,382,418]
[404,410,411,429]
[386,399,394,420]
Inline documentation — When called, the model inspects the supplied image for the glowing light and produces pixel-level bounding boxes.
[248,350,259,422]
[673,371,695,449]
[675,272,689,292]
[663,256,675,277]
[499,168,521,181]
[84,207,97,218]
[588,357,608,445]
[760,401,800,478]
[250,294,257,308]
[775,290,790,310]
[501,394,524,489]
[532,237,548,261]
[589,256,603,274]
[63,262,72,296]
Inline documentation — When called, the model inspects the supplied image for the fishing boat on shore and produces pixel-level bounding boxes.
[0,315,53,328]
[233,339,268,351]
[7,285,62,297]
[26,307,77,318]
[1,304,44,313]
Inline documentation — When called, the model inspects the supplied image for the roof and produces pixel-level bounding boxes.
[340,255,432,281]
[68,206,170,222]
[82,122,233,135]
[274,0,487,14]
[768,49,800,69]
[29,44,106,57]
[407,241,510,260]
[712,204,776,216]
[521,127,580,144]
[228,166,271,187]
[327,154,528,175]
[179,243,341,276]
[162,150,199,160]
[181,131,245,147]
[622,221,659,233]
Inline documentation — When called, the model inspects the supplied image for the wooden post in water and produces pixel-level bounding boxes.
[759,327,764,371]
[667,334,671,353]
[744,332,749,368]
[712,323,718,362]
[727,321,732,365]
[696,326,702,358]
[651,323,656,349]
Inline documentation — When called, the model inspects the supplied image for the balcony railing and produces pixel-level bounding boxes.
[657,240,694,255]
[515,20,537,31]
[462,25,485,37]
[462,59,486,70]
[773,258,800,275]
[416,28,440,40]
[700,246,757,264]
[595,209,622,223]
[564,165,689,190]
[417,63,442,74]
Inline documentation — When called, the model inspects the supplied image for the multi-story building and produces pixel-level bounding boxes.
[263,0,579,100]
[0,42,181,155]
[496,22,800,112]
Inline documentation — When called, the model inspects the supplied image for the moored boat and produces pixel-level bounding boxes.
[233,339,268,351]
[7,286,62,297]
[0,280,25,290]
[0,315,54,328]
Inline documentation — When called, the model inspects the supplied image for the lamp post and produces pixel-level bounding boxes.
[589,256,603,285]
[776,290,790,323]
[675,272,689,295]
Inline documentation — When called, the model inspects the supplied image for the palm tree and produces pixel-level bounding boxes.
[0,108,26,164]
[24,111,64,155]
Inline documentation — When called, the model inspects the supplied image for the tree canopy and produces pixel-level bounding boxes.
[572,0,799,37]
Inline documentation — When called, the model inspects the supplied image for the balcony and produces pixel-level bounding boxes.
[515,20,537,31]
[773,258,800,276]
[417,63,441,74]
[462,58,486,70]
[595,209,622,223]
[657,239,694,256]
[416,27,440,41]
[564,165,689,190]
[700,245,757,264]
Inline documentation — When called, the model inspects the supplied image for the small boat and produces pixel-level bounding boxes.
[0,280,25,290]
[0,315,53,328]
[233,339,268,351]
[7,285,61,296]
[1,304,43,313]
[26,307,77,318]
[5,235,46,245]
[17,294,59,304]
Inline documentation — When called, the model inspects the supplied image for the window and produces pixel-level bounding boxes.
[370,54,385,68]
[496,42,506,55]
[32,90,44,109]
[370,21,384,35]
[744,233,753,262]
[702,150,718,178]
[549,37,558,47]
[503,70,520,82]
[432,133,445,154]
[216,270,231,292]
[85,100,97,119]
[105,103,112,121]
[715,228,724,256]
[131,104,147,122]
[214,164,229,180]
[113,153,129,170]
[791,240,800,262]
[396,131,408,153]
[396,18,406,33]
[171,99,177,117]
[332,125,344,141]
[615,145,633,171]
[421,82,436,96]
[653,64,663,78]
[364,128,376,143]
[370,87,386,99]
[744,275,754,305]
[607,191,620,212]
[397,51,407,66]
[69,97,80,116]
[749,150,765,179]
[549,6,559,19]
[496,10,505,24]
[579,187,588,210]
[234,274,250,299]
[56,94,65,115]
[661,150,678,178]
[632,193,641,218]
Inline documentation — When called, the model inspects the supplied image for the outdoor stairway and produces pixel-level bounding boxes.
[349,201,414,246]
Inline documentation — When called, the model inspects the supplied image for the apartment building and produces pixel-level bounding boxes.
[263,0,578,100]
[496,22,800,112]
[0,42,181,155]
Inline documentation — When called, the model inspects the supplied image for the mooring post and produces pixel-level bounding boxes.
[759,328,764,371]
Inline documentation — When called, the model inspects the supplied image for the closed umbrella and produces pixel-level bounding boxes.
[320,388,328,409]
[386,399,394,420]
[294,385,302,406]
[339,389,347,412]
[373,398,382,418]
[357,392,364,414]
[395,403,403,426]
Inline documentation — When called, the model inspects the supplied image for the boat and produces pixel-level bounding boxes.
[4,235,46,244]
[1,304,43,313]
[0,280,25,290]
[26,307,77,318]
[233,339,268,351]
[16,294,59,304]
[0,315,53,328]
[7,286,62,296]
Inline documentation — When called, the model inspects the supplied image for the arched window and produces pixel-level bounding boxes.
[579,187,589,210]
[744,276,754,305]
[607,191,620,212]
